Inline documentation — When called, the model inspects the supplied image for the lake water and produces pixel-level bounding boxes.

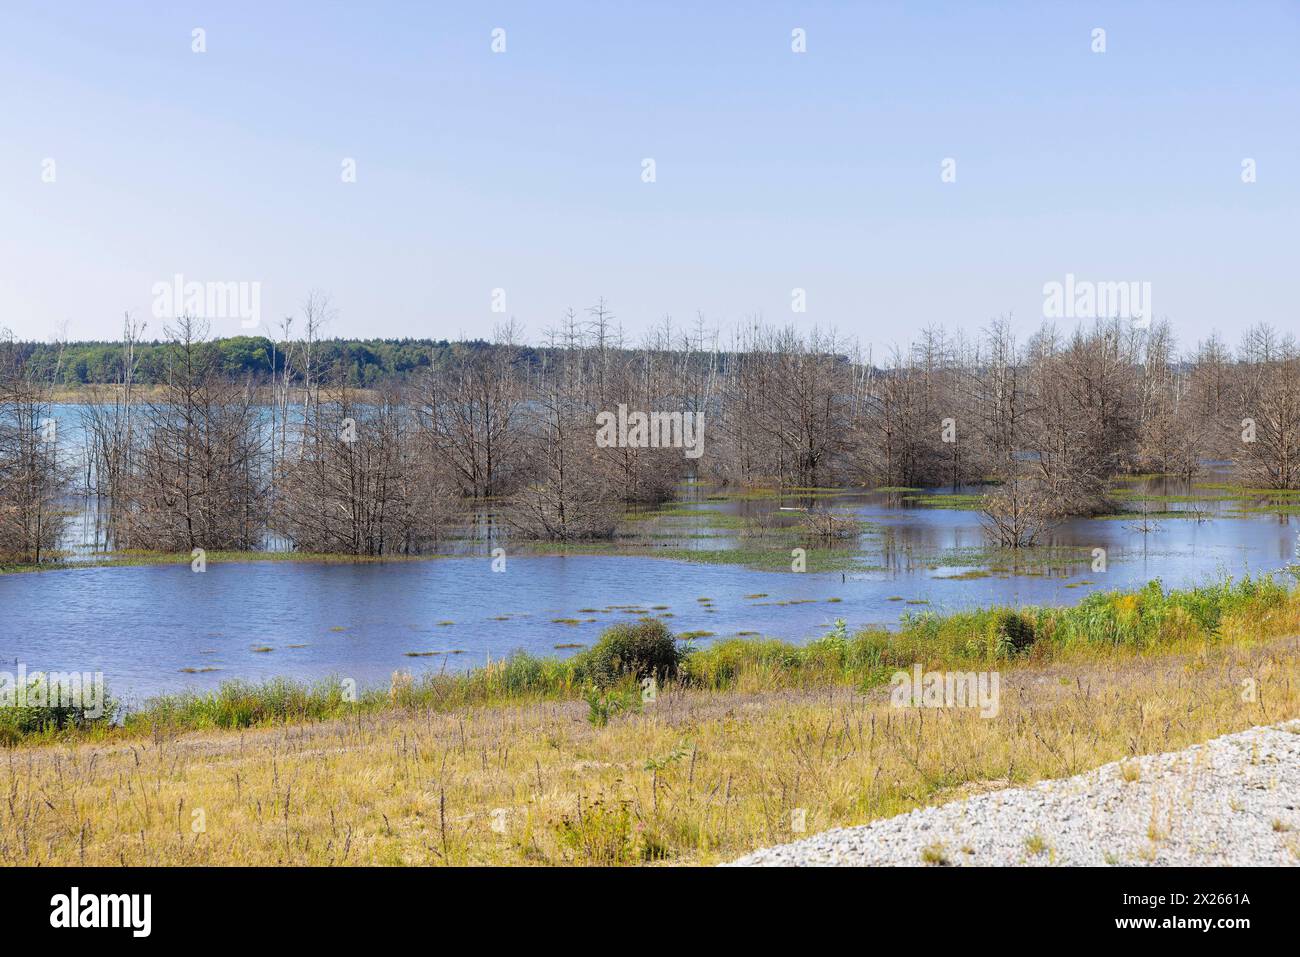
[4,470,1299,705]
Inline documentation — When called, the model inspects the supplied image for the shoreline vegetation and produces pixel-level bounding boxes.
[7,573,1294,744]
[4,574,1299,864]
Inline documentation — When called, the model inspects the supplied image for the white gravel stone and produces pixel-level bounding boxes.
[728,720,1300,866]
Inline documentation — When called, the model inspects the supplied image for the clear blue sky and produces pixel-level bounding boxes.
[1,1,1296,353]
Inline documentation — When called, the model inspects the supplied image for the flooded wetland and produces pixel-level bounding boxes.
[4,474,1296,704]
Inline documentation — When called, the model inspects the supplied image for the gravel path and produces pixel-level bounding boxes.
[730,720,1300,866]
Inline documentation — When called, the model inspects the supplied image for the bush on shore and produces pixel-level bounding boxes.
[574,618,682,688]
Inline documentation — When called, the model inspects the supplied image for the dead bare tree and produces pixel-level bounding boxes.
[127,316,267,551]
[0,330,72,564]
[1234,324,1300,489]
[276,367,455,555]
[504,313,620,540]
[414,325,526,501]
[979,475,1060,548]
[78,312,146,550]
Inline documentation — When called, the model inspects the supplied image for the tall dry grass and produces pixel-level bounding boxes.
[2,630,1297,865]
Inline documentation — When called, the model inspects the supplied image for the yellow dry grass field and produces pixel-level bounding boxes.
[3,635,1297,866]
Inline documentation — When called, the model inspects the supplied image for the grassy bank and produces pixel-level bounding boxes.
[3,603,1298,864]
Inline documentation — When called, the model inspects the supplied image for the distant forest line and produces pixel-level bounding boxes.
[14,336,502,387]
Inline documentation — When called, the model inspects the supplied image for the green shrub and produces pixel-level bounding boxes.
[997,610,1037,655]
[578,619,682,688]
[583,685,640,727]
